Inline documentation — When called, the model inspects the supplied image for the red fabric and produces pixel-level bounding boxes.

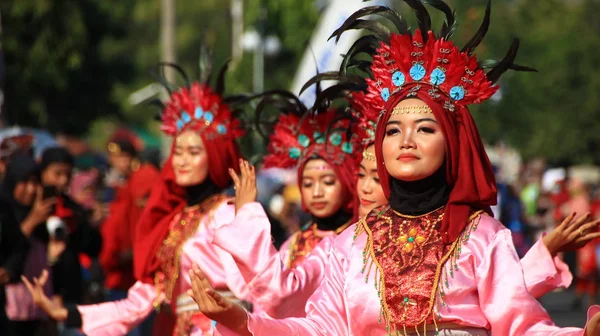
[374,87,497,245]
[133,137,242,284]
[100,164,160,290]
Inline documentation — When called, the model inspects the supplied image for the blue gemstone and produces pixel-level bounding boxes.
[329,133,342,146]
[410,64,426,81]
[298,134,310,147]
[392,71,406,87]
[204,112,214,123]
[289,147,301,159]
[341,142,353,154]
[449,86,465,101]
[430,68,446,85]
[314,132,325,144]
[217,124,227,134]
[181,112,192,123]
[194,106,204,119]
[380,88,390,102]
[176,120,184,131]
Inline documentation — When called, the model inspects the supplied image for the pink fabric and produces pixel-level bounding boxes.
[213,202,337,318]
[232,214,594,335]
[5,239,52,320]
[213,203,571,323]
[76,200,249,335]
[522,234,573,298]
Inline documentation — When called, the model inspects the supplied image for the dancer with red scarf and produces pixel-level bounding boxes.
[211,88,363,318]
[23,50,253,335]
[189,1,600,334]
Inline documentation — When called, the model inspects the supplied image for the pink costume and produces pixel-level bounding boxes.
[213,202,572,320]
[73,197,250,336]
[219,212,597,335]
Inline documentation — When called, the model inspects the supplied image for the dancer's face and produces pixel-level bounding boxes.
[172,131,209,186]
[357,145,387,218]
[381,99,446,182]
[300,158,345,218]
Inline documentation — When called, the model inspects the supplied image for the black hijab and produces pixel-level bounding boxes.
[0,152,39,222]
[388,164,450,216]
[184,177,221,206]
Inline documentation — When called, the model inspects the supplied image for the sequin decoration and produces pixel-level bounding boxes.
[381,88,391,102]
[354,205,459,333]
[430,68,446,85]
[392,71,406,87]
[410,64,427,81]
[449,86,465,101]
[154,194,227,303]
[194,106,204,119]
[288,147,301,159]
[298,134,310,147]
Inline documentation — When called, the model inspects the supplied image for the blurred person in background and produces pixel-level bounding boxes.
[98,138,160,336]
[1,152,58,335]
[0,143,34,335]
[564,178,598,307]
[38,147,102,329]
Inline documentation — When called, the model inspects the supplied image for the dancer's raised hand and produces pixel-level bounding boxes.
[543,212,600,257]
[229,159,257,213]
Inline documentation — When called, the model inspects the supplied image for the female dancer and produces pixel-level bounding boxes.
[189,1,600,334]
[213,97,363,318]
[23,54,253,335]
[218,111,597,325]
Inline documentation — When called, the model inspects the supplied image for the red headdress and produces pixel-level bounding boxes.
[255,85,364,217]
[333,0,535,244]
[134,57,246,283]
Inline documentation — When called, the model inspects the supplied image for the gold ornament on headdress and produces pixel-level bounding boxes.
[391,105,433,115]
[362,149,376,161]
[108,142,121,154]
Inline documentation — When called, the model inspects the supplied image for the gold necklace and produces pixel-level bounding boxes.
[392,205,446,219]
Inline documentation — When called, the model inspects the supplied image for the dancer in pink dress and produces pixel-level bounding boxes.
[214,92,364,317]
[22,52,253,336]
[210,84,598,326]
[189,1,600,334]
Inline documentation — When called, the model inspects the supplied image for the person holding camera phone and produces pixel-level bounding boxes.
[38,147,102,311]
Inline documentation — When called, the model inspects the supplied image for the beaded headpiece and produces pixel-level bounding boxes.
[151,45,245,141]
[262,101,363,169]
[330,0,535,118]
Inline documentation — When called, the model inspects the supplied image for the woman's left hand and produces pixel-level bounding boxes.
[188,264,251,335]
[543,212,600,257]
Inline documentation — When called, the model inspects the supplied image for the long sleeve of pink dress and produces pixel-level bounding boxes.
[75,198,249,336]
[212,202,336,318]
[213,202,572,322]
[219,214,596,335]
[521,233,573,298]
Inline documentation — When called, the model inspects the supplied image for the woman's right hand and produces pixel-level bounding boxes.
[26,187,56,226]
[188,264,251,335]
[229,159,257,213]
[22,270,68,321]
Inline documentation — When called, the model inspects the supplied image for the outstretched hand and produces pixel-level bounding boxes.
[586,309,600,336]
[543,212,600,257]
[188,264,251,335]
[22,270,68,321]
[229,159,257,213]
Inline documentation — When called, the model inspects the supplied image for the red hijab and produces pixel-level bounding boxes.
[374,85,497,245]
[133,133,242,283]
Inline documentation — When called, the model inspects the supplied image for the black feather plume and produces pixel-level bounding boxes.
[461,0,491,56]
[403,0,432,42]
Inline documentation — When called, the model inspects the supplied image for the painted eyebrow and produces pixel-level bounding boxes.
[386,118,438,126]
